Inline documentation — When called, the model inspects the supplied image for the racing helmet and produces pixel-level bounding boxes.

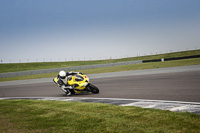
[59,70,66,79]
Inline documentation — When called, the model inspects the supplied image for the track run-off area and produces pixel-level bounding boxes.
[0,65,200,114]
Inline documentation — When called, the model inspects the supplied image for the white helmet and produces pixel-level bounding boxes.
[59,70,66,79]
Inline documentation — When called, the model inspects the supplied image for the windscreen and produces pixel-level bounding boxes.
[75,75,84,81]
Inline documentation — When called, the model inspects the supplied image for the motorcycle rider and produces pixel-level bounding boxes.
[56,70,83,96]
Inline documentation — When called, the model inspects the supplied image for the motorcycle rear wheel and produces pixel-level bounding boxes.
[89,84,99,94]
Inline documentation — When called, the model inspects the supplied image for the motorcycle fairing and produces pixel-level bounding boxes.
[68,74,89,91]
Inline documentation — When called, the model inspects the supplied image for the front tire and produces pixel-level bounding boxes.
[89,84,99,94]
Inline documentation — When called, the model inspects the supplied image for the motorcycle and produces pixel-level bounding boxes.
[53,73,99,95]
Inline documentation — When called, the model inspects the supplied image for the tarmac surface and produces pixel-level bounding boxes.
[0,65,200,114]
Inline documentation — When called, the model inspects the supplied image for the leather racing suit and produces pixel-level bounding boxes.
[56,71,81,94]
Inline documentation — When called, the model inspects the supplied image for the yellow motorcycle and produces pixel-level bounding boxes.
[53,73,99,95]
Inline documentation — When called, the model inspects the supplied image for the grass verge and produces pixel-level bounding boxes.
[0,100,200,132]
[1,58,200,82]
[0,49,200,73]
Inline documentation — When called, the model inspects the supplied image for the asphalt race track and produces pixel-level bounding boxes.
[0,66,200,103]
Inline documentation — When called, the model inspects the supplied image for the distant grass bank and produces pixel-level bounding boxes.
[0,100,200,132]
[0,58,200,82]
[0,49,200,73]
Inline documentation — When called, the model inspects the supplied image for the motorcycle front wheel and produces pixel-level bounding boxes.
[89,84,99,94]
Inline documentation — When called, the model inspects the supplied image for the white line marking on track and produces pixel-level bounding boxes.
[169,106,188,112]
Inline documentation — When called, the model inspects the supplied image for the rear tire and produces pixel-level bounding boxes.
[89,84,99,94]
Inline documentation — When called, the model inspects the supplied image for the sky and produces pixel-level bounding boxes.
[0,0,200,63]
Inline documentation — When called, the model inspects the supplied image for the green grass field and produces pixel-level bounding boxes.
[0,100,200,133]
[0,49,200,73]
[1,57,200,82]
[1,50,200,132]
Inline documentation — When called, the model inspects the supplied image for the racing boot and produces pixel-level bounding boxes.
[61,86,71,96]
[64,86,74,96]
[65,89,71,96]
